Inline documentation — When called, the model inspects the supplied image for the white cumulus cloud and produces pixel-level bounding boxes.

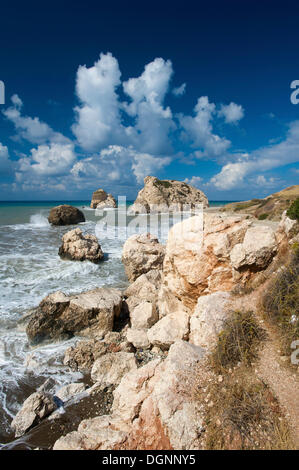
[210,120,299,190]
[218,102,244,124]
[3,95,69,145]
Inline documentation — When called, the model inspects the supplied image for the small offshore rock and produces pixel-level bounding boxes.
[48,205,85,226]
[58,228,104,263]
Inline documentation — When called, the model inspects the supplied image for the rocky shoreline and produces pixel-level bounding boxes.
[4,196,298,449]
[3,180,299,450]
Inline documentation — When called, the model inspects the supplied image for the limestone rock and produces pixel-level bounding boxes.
[230,225,277,269]
[64,339,107,372]
[90,189,117,209]
[129,176,209,214]
[124,270,161,304]
[189,292,231,350]
[53,415,127,450]
[48,205,85,226]
[26,288,122,345]
[56,383,86,402]
[58,228,104,263]
[90,352,137,388]
[53,341,206,450]
[126,328,150,349]
[11,392,57,437]
[276,210,299,242]
[160,213,279,310]
[147,312,190,350]
[130,301,158,330]
[122,233,165,282]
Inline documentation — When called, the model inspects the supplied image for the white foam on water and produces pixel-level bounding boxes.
[29,213,50,227]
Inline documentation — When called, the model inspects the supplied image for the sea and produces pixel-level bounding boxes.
[0,199,231,444]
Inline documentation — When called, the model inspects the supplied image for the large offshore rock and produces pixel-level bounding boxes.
[122,233,165,282]
[58,228,104,263]
[129,176,209,213]
[48,205,85,225]
[26,288,122,345]
[90,188,117,209]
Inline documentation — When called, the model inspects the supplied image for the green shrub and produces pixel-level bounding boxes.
[286,198,299,221]
[154,179,172,189]
[258,213,268,220]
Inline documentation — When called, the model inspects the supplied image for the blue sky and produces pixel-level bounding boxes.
[0,0,298,201]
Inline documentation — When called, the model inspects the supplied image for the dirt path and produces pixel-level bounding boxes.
[256,328,299,447]
[230,286,299,448]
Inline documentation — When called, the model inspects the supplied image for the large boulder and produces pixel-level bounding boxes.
[11,392,57,437]
[54,340,206,450]
[230,225,277,270]
[129,176,209,214]
[189,292,231,350]
[90,189,117,209]
[130,301,158,330]
[26,288,123,345]
[91,352,137,388]
[48,205,85,225]
[160,213,279,310]
[126,328,150,349]
[147,311,190,350]
[122,233,165,282]
[58,228,104,263]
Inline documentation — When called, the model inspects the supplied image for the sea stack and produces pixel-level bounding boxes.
[128,176,209,213]
[90,189,117,209]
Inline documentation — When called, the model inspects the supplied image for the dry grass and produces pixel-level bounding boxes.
[193,307,295,449]
[261,246,299,356]
[198,367,295,450]
[210,310,266,374]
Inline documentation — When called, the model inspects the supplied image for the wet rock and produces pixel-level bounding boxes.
[122,233,165,282]
[56,383,86,402]
[48,205,85,226]
[26,288,122,345]
[58,228,104,263]
[11,392,57,437]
